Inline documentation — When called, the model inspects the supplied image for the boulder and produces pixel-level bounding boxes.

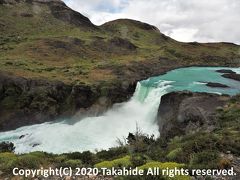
[157,91,230,140]
[0,142,15,152]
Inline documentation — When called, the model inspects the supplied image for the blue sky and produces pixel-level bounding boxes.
[63,0,240,44]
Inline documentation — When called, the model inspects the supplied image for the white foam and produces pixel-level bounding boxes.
[0,81,171,154]
[193,81,207,85]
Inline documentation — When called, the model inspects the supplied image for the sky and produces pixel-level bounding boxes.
[64,0,240,44]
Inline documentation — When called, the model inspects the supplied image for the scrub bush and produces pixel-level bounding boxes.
[189,151,220,169]
[0,153,17,173]
[166,148,182,161]
[95,156,132,169]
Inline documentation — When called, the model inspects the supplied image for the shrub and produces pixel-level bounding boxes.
[66,151,97,165]
[0,153,17,172]
[95,156,132,169]
[126,128,155,153]
[96,147,128,161]
[138,162,190,180]
[166,132,220,163]
[166,148,182,161]
[0,152,51,173]
[182,133,219,152]
[138,161,186,170]
[29,151,52,159]
[146,148,167,162]
[130,154,148,167]
[60,159,83,168]
[15,154,44,169]
[189,151,220,169]
[65,152,83,159]
[54,155,68,167]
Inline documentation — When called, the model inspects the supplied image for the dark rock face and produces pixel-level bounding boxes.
[91,37,137,55]
[216,69,236,74]
[0,142,15,152]
[109,37,137,51]
[222,73,240,81]
[157,91,230,140]
[0,72,135,132]
[45,0,95,28]
[0,72,71,131]
[205,82,229,88]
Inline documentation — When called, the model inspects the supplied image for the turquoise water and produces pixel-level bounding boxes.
[138,67,240,101]
[0,67,240,153]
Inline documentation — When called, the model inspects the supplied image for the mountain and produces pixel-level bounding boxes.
[0,0,240,131]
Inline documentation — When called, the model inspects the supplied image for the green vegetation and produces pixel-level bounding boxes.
[1,94,239,179]
[0,1,240,179]
[138,161,185,170]
[138,162,190,180]
[0,152,50,173]
[95,156,132,169]
[0,1,239,86]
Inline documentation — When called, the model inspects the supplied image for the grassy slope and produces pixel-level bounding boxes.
[0,1,240,87]
[0,2,112,85]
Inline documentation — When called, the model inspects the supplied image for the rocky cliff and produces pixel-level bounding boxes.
[157,91,230,139]
[0,72,135,131]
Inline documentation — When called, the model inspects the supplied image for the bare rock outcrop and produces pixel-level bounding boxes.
[0,72,136,131]
[157,91,230,139]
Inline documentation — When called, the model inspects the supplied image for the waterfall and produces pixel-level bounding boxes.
[0,80,171,154]
[2,66,238,154]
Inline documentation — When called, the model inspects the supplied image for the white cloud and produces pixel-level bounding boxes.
[166,28,199,42]
[64,0,240,44]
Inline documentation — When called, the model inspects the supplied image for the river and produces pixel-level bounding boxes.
[0,67,240,154]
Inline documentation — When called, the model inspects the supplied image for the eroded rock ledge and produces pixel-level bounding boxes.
[157,91,230,140]
[0,72,135,131]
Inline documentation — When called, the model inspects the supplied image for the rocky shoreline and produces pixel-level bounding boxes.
[222,73,240,81]
[216,69,240,81]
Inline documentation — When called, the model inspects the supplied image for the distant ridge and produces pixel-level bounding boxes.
[0,0,95,27]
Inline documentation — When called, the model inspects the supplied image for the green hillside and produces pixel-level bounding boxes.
[0,0,239,86]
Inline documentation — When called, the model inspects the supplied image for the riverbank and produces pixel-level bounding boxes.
[2,67,240,154]
[1,64,240,132]
[0,92,239,179]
